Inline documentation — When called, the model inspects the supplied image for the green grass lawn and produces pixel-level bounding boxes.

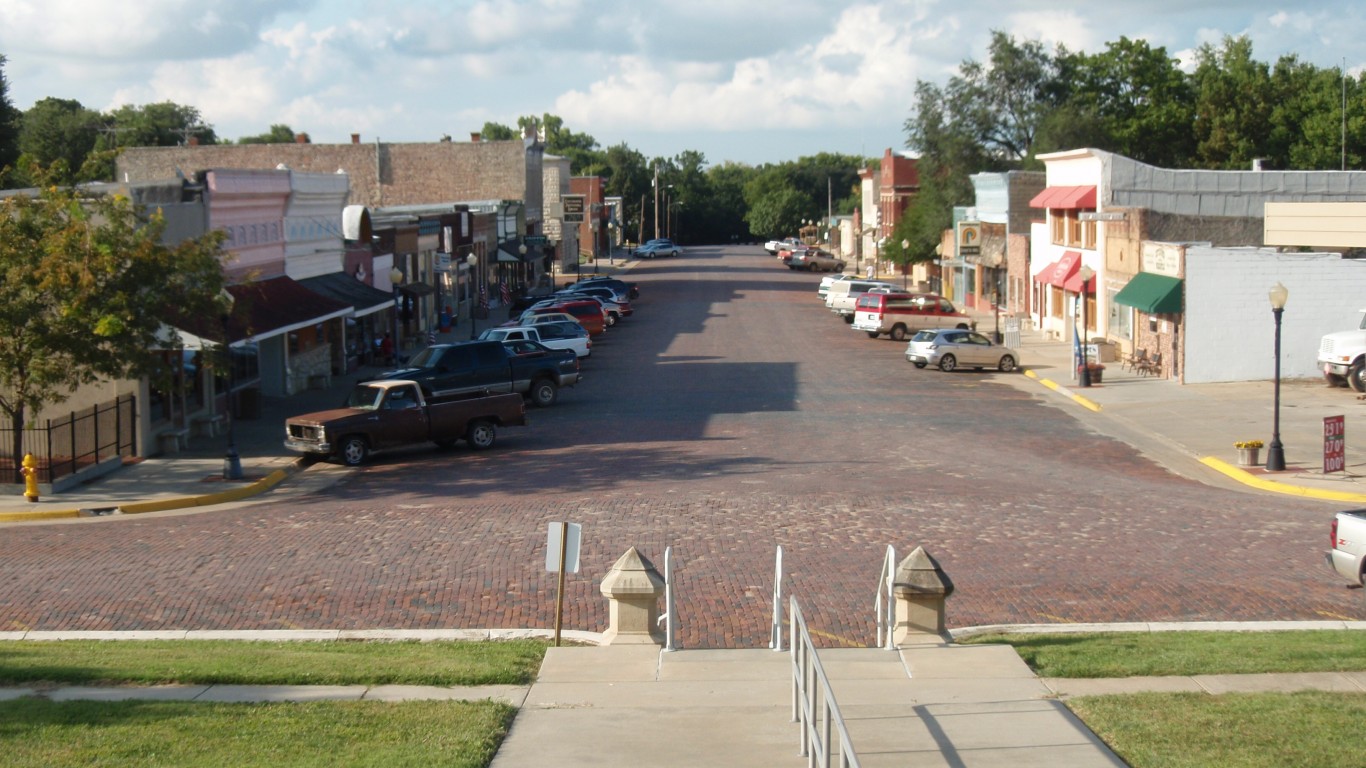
[961,629,1366,678]
[966,630,1366,768]
[1,699,515,768]
[1,640,546,768]
[0,639,547,686]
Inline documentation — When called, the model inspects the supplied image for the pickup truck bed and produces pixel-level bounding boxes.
[1327,508,1366,585]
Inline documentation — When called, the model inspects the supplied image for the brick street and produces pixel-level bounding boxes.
[0,245,1356,648]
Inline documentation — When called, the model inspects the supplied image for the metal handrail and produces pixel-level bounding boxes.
[658,545,677,651]
[874,545,896,650]
[790,597,862,768]
[770,545,784,651]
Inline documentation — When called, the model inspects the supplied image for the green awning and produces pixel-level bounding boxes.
[1114,272,1183,314]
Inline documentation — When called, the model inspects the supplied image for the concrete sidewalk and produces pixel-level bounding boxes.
[11,637,1366,767]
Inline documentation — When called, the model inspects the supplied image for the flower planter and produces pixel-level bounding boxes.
[1237,447,1261,466]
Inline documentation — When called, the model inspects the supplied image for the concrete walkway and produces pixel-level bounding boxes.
[10,632,1366,767]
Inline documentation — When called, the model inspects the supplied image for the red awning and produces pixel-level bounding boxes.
[1028,185,1097,209]
[1063,266,1096,294]
[1036,251,1081,288]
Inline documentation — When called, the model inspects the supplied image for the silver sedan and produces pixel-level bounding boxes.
[905,329,1020,372]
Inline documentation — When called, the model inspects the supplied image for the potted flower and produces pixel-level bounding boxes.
[1234,440,1264,466]
[1077,361,1106,384]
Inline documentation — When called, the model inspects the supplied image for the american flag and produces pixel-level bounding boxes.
[500,281,512,306]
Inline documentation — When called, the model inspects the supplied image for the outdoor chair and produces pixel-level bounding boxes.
[1123,348,1148,372]
[1137,351,1162,377]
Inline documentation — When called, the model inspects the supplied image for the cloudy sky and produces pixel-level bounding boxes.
[2,1,1363,167]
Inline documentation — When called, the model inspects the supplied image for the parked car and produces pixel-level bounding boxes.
[550,291,632,325]
[479,325,591,359]
[637,238,681,258]
[765,237,805,255]
[529,299,607,336]
[852,293,973,340]
[817,273,857,300]
[284,381,526,466]
[904,329,1019,372]
[383,339,580,407]
[1327,509,1366,586]
[784,248,846,272]
[512,310,580,327]
[824,280,899,323]
[570,276,639,300]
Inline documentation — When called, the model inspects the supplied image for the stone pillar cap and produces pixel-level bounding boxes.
[893,546,954,598]
[599,546,665,597]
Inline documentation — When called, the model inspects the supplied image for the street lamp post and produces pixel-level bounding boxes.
[1077,264,1095,387]
[219,294,243,481]
[1267,282,1289,471]
[389,266,403,364]
[467,254,480,340]
[900,239,909,288]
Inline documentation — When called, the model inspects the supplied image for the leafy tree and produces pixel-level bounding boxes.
[237,124,300,144]
[600,142,650,243]
[106,101,218,148]
[479,121,517,141]
[15,98,101,185]
[1190,36,1274,169]
[0,55,19,180]
[0,173,228,479]
[701,161,757,243]
[1058,37,1196,167]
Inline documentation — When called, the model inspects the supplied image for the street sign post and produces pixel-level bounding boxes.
[547,522,582,646]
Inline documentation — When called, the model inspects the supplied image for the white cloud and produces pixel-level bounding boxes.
[3,0,1366,165]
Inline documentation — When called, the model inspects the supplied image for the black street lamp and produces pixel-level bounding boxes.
[219,293,243,481]
[467,253,480,340]
[390,266,403,363]
[1267,281,1289,471]
[1077,264,1095,388]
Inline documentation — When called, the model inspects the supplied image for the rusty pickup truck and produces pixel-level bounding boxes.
[284,380,526,466]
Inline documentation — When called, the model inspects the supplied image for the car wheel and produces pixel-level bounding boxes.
[956,323,970,330]
[339,436,369,466]
[867,332,880,339]
[913,361,927,369]
[465,419,496,450]
[808,263,819,272]
[606,313,618,327]
[997,355,1017,373]
[938,355,957,372]
[530,378,559,407]
[1350,361,1366,393]
[842,315,854,325]
[889,325,908,342]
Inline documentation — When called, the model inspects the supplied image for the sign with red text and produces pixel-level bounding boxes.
[1324,415,1346,473]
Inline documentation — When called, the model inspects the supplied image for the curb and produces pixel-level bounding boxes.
[0,458,310,523]
[1023,369,1102,412]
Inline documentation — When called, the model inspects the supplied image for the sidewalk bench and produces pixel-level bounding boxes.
[156,428,189,455]
[191,414,224,438]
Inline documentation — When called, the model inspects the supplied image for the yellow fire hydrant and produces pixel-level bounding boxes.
[20,453,39,503]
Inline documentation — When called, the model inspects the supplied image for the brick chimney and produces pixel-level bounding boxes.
[351,133,361,144]
[295,132,310,144]
[470,132,481,143]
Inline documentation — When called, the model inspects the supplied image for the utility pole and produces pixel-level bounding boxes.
[652,166,660,241]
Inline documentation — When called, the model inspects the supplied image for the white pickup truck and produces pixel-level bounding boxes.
[1327,509,1366,586]
[765,237,804,255]
[1316,309,1366,391]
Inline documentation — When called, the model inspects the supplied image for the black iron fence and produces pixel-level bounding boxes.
[0,395,138,484]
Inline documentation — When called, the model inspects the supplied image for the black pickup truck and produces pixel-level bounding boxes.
[383,339,580,407]
[284,380,526,466]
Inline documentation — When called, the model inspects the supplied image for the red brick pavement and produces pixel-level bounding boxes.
[0,246,1357,646]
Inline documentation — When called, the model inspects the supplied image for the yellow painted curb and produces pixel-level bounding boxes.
[1024,370,1101,412]
[1200,457,1366,502]
[0,508,80,522]
[1,463,304,522]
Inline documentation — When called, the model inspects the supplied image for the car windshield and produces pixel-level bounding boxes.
[910,330,938,342]
[346,385,385,410]
[407,346,443,367]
